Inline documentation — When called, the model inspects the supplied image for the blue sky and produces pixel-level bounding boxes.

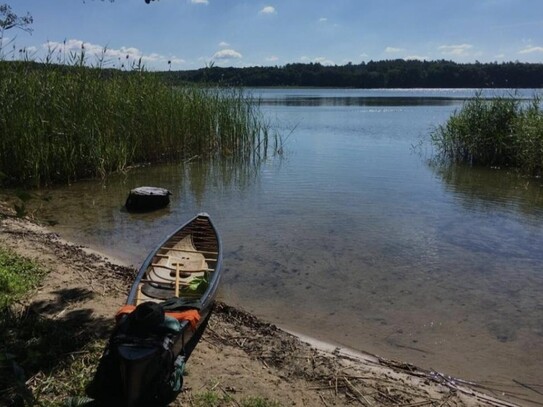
[3,0,543,71]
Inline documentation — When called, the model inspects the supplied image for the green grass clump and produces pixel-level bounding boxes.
[241,396,282,407]
[0,59,274,187]
[430,93,543,175]
[193,390,225,407]
[192,390,282,407]
[0,247,45,308]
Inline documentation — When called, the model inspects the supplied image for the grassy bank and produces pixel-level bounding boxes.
[430,93,543,175]
[0,247,46,308]
[0,246,46,404]
[0,60,273,188]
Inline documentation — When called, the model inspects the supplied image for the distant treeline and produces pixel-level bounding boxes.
[158,59,543,88]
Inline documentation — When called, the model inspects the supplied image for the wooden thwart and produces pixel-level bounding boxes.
[160,247,218,255]
[151,263,214,273]
[155,253,218,262]
[139,278,189,287]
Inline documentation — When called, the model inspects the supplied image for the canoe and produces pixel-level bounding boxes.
[126,212,222,352]
[125,186,172,212]
[87,213,222,406]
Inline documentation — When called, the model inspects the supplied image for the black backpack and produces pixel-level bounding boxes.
[86,303,184,407]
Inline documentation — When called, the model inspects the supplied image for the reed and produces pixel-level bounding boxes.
[0,58,273,187]
[430,93,543,175]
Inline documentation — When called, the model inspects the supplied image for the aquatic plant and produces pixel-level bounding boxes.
[430,93,543,175]
[0,57,274,187]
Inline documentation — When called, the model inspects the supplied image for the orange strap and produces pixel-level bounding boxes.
[165,310,200,331]
[116,305,136,322]
[115,305,201,331]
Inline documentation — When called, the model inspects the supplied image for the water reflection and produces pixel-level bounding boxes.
[431,162,543,218]
[8,157,265,263]
[183,157,262,205]
[259,96,463,107]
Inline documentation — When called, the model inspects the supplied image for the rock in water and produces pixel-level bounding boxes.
[125,186,171,212]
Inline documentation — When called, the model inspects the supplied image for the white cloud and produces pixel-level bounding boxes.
[218,41,230,48]
[519,46,543,54]
[168,57,186,65]
[404,55,428,60]
[42,39,184,69]
[494,53,506,59]
[259,6,276,15]
[318,17,327,23]
[265,55,279,62]
[212,48,242,59]
[315,56,334,65]
[385,46,403,53]
[438,44,473,55]
[44,39,106,56]
[360,52,368,58]
[300,55,334,65]
[190,0,209,4]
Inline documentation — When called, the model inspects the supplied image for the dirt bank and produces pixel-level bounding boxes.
[0,212,530,407]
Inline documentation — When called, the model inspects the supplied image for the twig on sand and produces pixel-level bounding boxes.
[436,394,452,407]
[398,399,436,407]
[218,384,241,407]
[259,357,269,369]
[343,377,372,406]
[319,393,330,407]
[513,379,543,396]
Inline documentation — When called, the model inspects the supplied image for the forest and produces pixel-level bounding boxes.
[158,59,543,88]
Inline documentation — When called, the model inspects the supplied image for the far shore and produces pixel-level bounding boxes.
[0,208,536,407]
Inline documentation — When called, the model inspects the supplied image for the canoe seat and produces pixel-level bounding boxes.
[150,235,208,282]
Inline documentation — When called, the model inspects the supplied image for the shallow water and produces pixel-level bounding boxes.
[19,88,543,399]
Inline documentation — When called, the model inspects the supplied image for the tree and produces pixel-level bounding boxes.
[0,3,33,33]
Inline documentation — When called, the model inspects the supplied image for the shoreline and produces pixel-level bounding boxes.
[0,213,534,406]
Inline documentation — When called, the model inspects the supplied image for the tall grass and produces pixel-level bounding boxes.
[0,57,273,187]
[430,93,543,175]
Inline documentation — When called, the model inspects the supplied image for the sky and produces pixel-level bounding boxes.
[2,0,543,71]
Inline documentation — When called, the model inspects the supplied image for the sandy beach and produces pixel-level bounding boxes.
[0,210,535,407]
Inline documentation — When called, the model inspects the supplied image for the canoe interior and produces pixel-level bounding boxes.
[131,214,220,306]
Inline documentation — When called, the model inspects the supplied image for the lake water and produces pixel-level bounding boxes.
[23,88,543,402]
